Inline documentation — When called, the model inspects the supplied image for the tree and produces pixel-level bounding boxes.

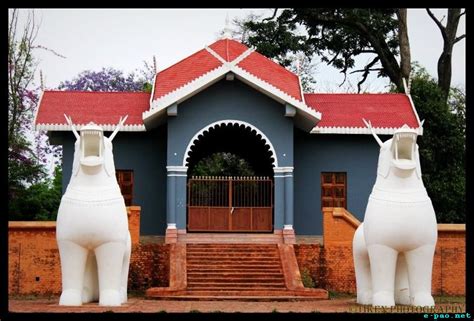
[9,166,63,221]
[242,9,405,92]
[8,9,47,213]
[58,64,154,92]
[408,64,465,223]
[221,14,318,92]
[426,8,466,100]
[190,152,255,177]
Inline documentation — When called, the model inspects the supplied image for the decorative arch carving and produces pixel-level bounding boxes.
[182,119,278,167]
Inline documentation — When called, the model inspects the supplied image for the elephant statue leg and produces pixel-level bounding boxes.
[58,240,89,306]
[353,224,372,305]
[82,251,99,303]
[367,244,398,307]
[120,233,132,304]
[405,244,436,307]
[94,241,126,306]
[394,253,411,305]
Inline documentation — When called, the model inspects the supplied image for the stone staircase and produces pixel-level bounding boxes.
[186,244,286,293]
[146,243,328,301]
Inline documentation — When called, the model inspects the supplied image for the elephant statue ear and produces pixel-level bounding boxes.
[377,142,391,178]
[72,139,81,177]
[103,137,116,178]
[415,144,422,179]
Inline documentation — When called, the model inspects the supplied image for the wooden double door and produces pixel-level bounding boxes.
[187,176,273,232]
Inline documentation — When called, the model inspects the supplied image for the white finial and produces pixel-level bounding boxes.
[153,55,157,74]
[223,13,232,39]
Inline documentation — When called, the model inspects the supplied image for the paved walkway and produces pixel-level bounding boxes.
[8,297,466,313]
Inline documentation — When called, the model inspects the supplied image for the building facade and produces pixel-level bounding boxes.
[35,37,422,240]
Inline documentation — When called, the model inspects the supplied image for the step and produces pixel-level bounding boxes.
[187,277,284,283]
[187,268,283,274]
[187,252,279,257]
[187,271,284,277]
[187,282,286,289]
[187,258,280,263]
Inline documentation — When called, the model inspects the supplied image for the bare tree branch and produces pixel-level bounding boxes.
[426,8,447,40]
[263,8,278,22]
[454,34,466,44]
[355,56,380,93]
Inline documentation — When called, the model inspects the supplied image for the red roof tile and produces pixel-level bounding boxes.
[208,38,249,62]
[304,93,419,129]
[152,48,223,100]
[36,91,150,126]
[151,38,303,103]
[237,51,303,101]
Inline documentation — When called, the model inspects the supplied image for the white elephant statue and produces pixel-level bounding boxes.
[56,115,132,306]
[353,119,437,307]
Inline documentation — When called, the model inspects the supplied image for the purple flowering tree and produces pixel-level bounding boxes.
[58,64,154,92]
[8,9,63,220]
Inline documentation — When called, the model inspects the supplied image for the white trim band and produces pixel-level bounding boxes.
[36,123,146,132]
[167,224,177,229]
[311,126,422,135]
[166,166,188,173]
[283,225,294,230]
[273,167,294,173]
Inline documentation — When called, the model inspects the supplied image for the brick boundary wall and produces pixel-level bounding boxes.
[295,208,466,296]
[8,207,170,295]
[8,207,465,296]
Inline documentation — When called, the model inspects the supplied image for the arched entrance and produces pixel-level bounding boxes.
[184,120,277,232]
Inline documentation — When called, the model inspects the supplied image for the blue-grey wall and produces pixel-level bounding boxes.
[59,126,167,235]
[166,79,294,230]
[294,129,385,235]
[167,79,294,167]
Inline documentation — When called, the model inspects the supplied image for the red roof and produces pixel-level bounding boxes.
[304,93,419,129]
[152,48,222,101]
[36,91,150,126]
[152,38,303,102]
[209,38,248,62]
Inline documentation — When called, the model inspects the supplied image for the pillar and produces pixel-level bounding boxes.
[274,166,295,244]
[166,166,187,243]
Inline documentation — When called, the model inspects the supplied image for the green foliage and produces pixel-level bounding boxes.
[243,9,401,91]
[408,65,465,223]
[9,166,62,221]
[300,268,316,288]
[190,152,255,177]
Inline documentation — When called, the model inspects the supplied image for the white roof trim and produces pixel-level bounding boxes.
[149,72,157,107]
[406,93,423,135]
[33,90,44,131]
[205,46,227,64]
[35,123,146,132]
[311,126,422,135]
[144,64,228,118]
[144,45,321,126]
[231,65,321,120]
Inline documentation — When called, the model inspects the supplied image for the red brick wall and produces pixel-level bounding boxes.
[8,207,465,296]
[8,207,169,295]
[295,207,466,295]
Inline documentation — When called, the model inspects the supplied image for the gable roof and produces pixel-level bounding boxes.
[34,38,422,135]
[35,91,149,131]
[144,38,319,129]
[305,93,421,134]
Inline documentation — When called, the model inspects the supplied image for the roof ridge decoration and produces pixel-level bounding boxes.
[145,41,321,129]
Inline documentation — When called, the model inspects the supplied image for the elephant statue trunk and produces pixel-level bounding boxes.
[353,120,437,307]
[56,115,132,306]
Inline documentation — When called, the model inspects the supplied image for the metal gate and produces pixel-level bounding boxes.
[187,176,273,232]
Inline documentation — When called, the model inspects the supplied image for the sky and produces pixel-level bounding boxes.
[14,8,465,93]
